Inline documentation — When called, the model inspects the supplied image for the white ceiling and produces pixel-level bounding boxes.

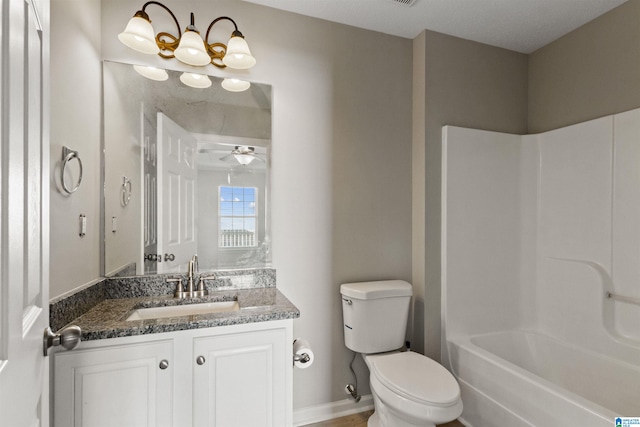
[242,0,627,53]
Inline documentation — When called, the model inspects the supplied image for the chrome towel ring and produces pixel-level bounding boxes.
[61,146,83,194]
[121,176,132,206]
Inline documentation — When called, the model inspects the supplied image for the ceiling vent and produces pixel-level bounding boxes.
[391,0,417,6]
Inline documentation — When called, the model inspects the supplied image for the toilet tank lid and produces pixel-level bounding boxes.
[340,280,412,300]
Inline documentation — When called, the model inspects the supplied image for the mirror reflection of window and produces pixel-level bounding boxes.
[219,186,258,248]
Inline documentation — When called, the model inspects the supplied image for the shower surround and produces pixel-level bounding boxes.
[442,108,640,426]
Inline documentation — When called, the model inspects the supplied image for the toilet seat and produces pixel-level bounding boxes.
[368,351,460,407]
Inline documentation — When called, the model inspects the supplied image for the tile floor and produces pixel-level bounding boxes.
[301,410,465,427]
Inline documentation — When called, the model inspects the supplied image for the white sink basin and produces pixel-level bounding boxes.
[126,301,240,321]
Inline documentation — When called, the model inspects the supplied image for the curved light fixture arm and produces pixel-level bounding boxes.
[140,1,182,58]
[205,16,239,37]
[204,16,240,68]
[121,3,254,69]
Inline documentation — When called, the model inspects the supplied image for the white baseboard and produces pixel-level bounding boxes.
[293,395,374,426]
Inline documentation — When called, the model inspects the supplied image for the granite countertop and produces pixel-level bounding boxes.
[65,287,300,341]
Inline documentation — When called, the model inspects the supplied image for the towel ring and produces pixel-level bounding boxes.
[121,176,132,206]
[61,146,83,194]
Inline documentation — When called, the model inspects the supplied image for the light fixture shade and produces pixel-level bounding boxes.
[222,36,256,69]
[180,72,212,88]
[118,16,159,54]
[174,30,211,66]
[221,78,251,92]
[234,153,255,165]
[133,65,168,81]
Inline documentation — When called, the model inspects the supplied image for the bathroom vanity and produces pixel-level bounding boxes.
[50,271,299,427]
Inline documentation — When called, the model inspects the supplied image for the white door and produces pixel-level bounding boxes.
[0,0,50,425]
[157,113,197,273]
[142,106,158,274]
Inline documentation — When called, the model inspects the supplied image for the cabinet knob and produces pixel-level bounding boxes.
[159,359,169,370]
[196,355,206,365]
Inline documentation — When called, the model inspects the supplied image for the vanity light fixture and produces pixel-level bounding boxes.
[221,78,251,92]
[132,64,250,93]
[119,1,256,69]
[180,72,212,88]
[133,65,169,81]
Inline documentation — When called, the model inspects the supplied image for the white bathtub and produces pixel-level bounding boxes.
[447,330,640,427]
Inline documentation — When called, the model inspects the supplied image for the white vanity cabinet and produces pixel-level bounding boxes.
[53,339,174,427]
[52,320,293,427]
[192,327,289,426]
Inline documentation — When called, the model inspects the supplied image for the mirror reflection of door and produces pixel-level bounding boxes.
[143,110,157,274]
[157,113,198,273]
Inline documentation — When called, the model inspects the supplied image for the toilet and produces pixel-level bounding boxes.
[341,280,462,427]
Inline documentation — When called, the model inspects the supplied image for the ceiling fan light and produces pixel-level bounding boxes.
[222,34,256,69]
[233,153,255,165]
[221,78,250,92]
[118,15,160,54]
[174,30,211,66]
[179,72,212,88]
[133,65,168,81]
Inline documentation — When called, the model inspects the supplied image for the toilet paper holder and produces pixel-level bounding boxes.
[293,338,314,368]
[293,352,311,363]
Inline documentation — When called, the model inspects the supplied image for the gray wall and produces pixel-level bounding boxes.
[102,63,143,276]
[413,30,529,360]
[529,0,640,133]
[50,0,102,298]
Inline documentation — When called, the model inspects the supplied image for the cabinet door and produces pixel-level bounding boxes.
[53,340,173,427]
[193,328,287,427]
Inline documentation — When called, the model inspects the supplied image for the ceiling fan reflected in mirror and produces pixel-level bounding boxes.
[219,145,264,166]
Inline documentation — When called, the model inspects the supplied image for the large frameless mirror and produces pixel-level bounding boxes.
[103,60,272,276]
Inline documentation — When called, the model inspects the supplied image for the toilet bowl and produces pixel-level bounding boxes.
[340,280,462,427]
[364,351,462,427]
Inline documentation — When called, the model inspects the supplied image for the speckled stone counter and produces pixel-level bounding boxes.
[51,268,300,341]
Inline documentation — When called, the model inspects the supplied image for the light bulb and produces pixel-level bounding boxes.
[133,65,168,81]
[221,78,250,92]
[174,30,211,66]
[223,35,256,69]
[180,72,212,88]
[234,154,255,165]
[118,15,159,55]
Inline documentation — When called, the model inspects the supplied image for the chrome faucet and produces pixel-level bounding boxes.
[192,254,198,274]
[168,255,211,299]
[186,258,196,295]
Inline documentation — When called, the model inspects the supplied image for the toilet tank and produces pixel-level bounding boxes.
[341,280,412,354]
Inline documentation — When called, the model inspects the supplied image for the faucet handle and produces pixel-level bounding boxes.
[167,277,185,298]
[196,275,215,296]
